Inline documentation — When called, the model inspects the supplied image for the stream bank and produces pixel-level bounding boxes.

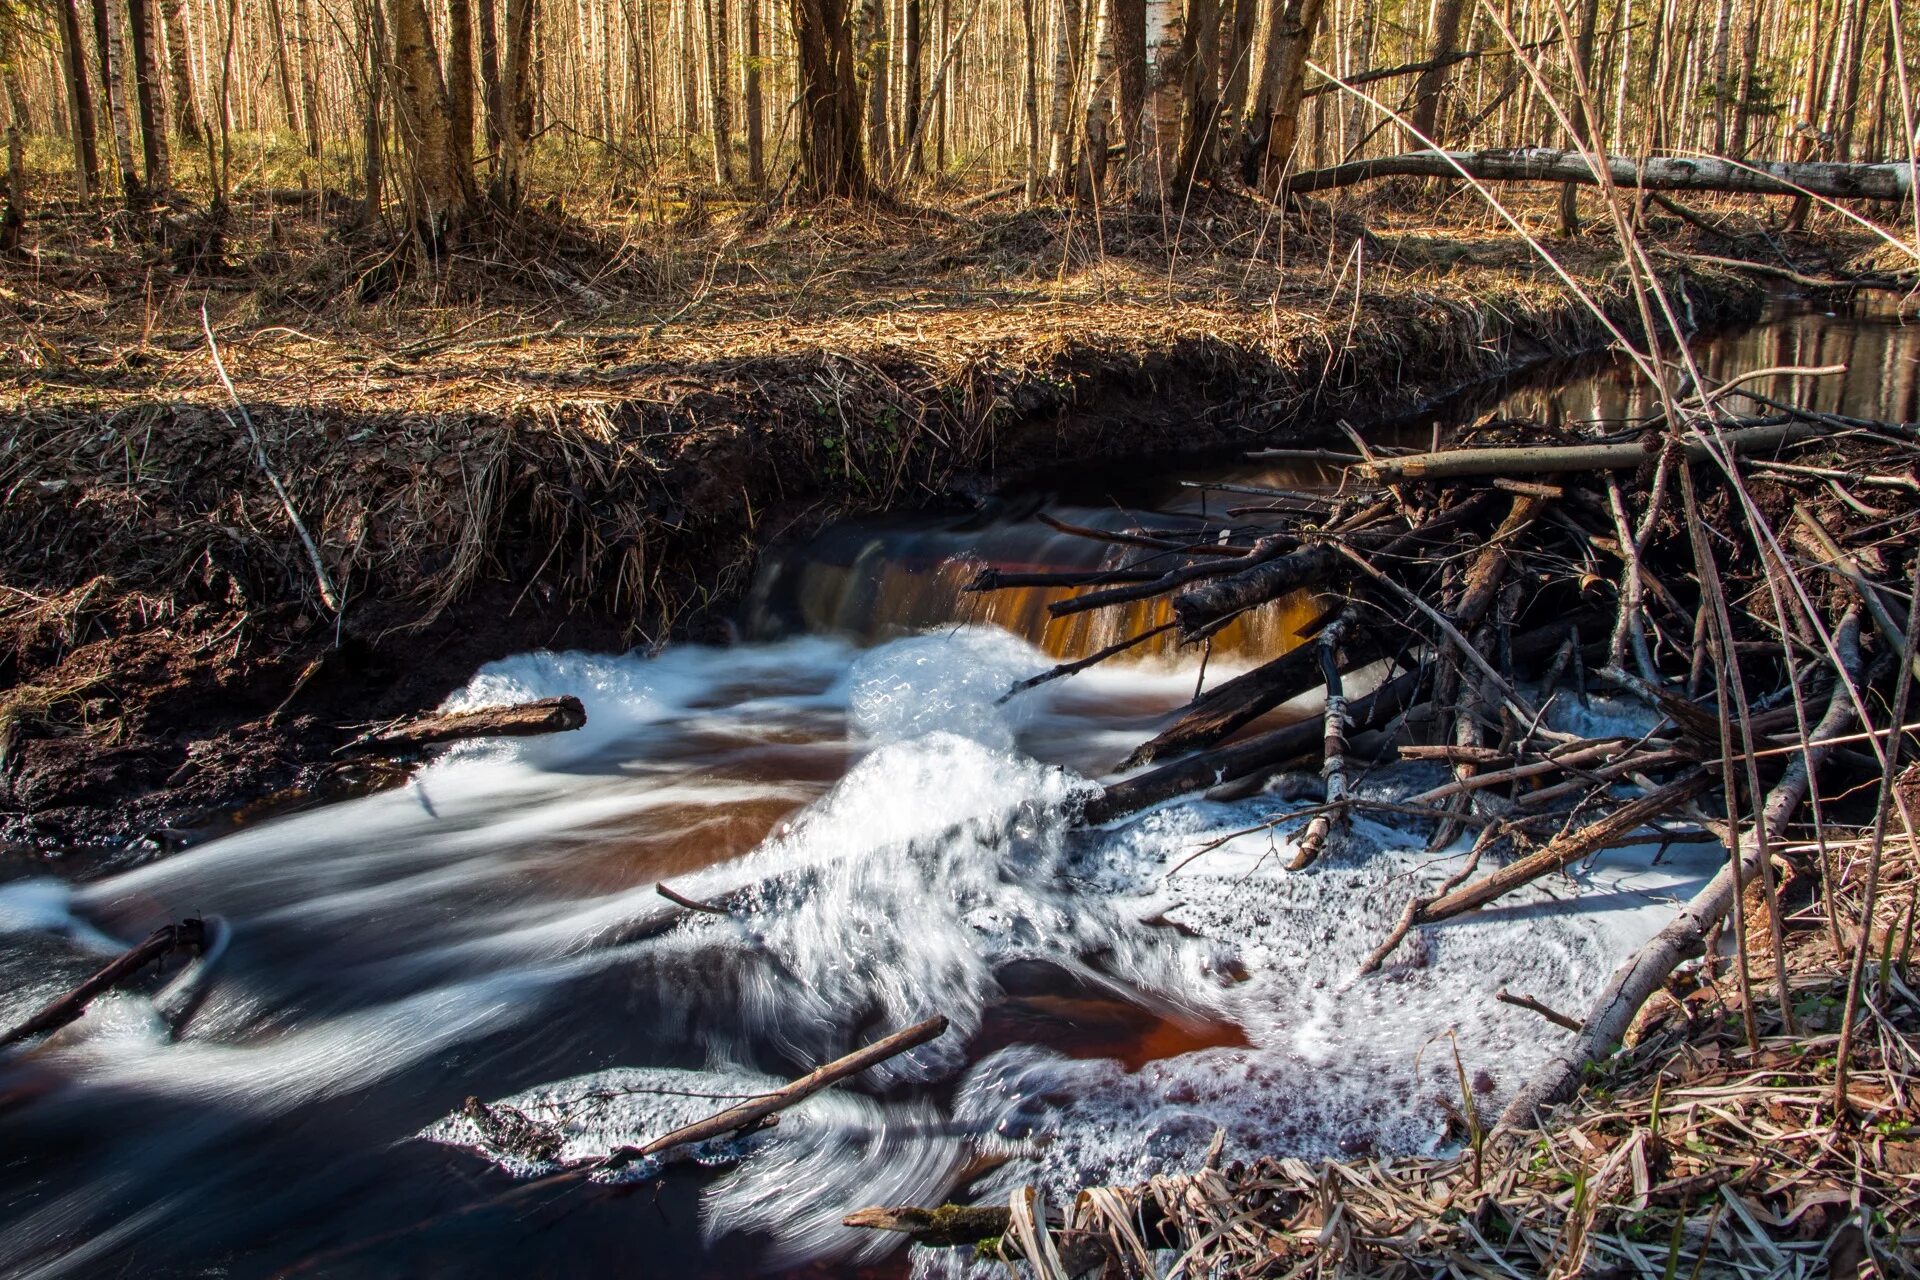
[2,250,1764,853]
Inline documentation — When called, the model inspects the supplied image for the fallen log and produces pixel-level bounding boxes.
[1121,610,1358,767]
[1497,613,1865,1129]
[1,919,209,1051]
[1169,492,1499,636]
[1168,545,1342,634]
[353,696,588,753]
[1085,667,1424,825]
[844,1204,1022,1246]
[597,1015,949,1172]
[1359,419,1823,483]
[1415,769,1714,921]
[1288,147,1917,201]
[1050,534,1298,618]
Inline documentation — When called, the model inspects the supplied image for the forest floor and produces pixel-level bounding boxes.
[0,179,1858,854]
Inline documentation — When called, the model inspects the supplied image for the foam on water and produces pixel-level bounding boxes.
[3,625,1720,1277]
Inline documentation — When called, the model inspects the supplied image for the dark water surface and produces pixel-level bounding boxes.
[0,294,1911,1279]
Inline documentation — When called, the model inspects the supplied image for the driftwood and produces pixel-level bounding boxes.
[844,1203,1023,1245]
[1121,609,1354,766]
[1,919,209,1051]
[1085,668,1424,825]
[1416,769,1712,920]
[1288,147,1918,201]
[1359,420,1823,482]
[1497,614,1865,1128]
[1495,987,1583,1032]
[1168,492,1499,636]
[1050,535,1297,618]
[596,1015,949,1172]
[354,696,588,753]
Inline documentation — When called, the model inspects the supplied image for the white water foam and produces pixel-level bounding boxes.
[4,626,1720,1277]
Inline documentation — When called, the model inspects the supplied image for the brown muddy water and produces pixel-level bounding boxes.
[0,295,1912,1279]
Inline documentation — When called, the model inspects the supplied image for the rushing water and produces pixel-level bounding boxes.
[0,295,1913,1279]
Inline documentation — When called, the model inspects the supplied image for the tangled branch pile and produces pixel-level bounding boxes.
[874,357,1920,1274]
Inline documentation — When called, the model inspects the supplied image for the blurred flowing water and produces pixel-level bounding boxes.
[0,295,1911,1278]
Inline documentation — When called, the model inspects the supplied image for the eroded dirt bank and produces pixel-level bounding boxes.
[1,222,1765,854]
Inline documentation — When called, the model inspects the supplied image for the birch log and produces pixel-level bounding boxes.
[1289,147,1917,200]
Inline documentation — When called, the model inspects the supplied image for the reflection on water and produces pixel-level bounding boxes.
[0,294,1911,1278]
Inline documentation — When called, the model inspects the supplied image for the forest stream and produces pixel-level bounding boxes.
[0,295,1914,1279]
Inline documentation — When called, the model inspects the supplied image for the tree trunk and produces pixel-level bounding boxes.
[94,0,144,203]
[1020,0,1042,197]
[388,0,476,236]
[791,0,871,197]
[125,0,171,193]
[265,0,302,136]
[1220,0,1257,134]
[447,0,477,178]
[1046,0,1084,187]
[492,0,535,208]
[2,122,25,255]
[747,0,767,183]
[296,0,323,158]
[1130,0,1182,201]
[707,0,735,181]
[478,0,502,152]
[159,0,202,142]
[1728,0,1759,158]
[903,0,923,172]
[1557,0,1605,233]
[1409,0,1468,143]
[57,0,100,196]
[1076,0,1112,200]
[1705,0,1732,152]
[1176,0,1221,185]
[1240,0,1329,190]
[360,0,387,224]
[1289,146,1920,200]
[1109,0,1144,170]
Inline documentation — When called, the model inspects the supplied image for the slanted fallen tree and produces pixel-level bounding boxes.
[1288,146,1918,200]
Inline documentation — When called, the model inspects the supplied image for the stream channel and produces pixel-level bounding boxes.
[0,295,1914,1278]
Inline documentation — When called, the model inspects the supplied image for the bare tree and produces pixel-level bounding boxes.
[1409,0,1468,144]
[125,0,171,193]
[1130,0,1181,201]
[707,0,734,181]
[160,0,202,141]
[55,0,100,195]
[1175,0,1219,184]
[1045,0,1083,188]
[746,0,766,183]
[1240,0,1329,191]
[93,0,143,203]
[388,0,477,234]
[492,0,535,207]
[447,0,477,173]
[791,0,870,196]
